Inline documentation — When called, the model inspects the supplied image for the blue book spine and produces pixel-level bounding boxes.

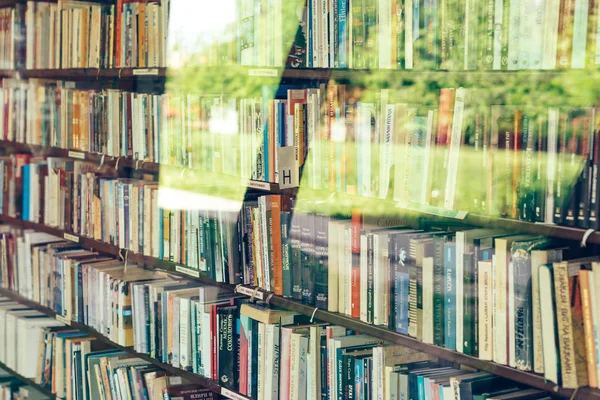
[278,101,285,147]
[418,376,425,400]
[22,164,30,221]
[355,358,363,400]
[161,294,169,362]
[444,242,456,350]
[395,267,410,335]
[158,208,164,259]
[338,0,347,68]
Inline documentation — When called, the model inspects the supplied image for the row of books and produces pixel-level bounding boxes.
[3,153,600,388]
[0,368,48,400]
[7,77,600,224]
[15,0,169,70]
[0,298,217,400]
[236,0,600,70]
[0,7,23,70]
[2,173,600,392]
[0,231,555,400]
[1,79,165,162]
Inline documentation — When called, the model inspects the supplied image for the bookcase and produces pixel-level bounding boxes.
[1,0,600,399]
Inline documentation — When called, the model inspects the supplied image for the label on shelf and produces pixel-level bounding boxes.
[247,180,272,191]
[234,285,265,301]
[248,69,278,77]
[64,233,79,243]
[175,265,200,278]
[221,388,248,400]
[56,314,70,324]
[64,82,76,89]
[133,68,160,76]
[68,150,86,160]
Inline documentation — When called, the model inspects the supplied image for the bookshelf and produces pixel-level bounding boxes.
[2,0,600,399]
[0,213,597,399]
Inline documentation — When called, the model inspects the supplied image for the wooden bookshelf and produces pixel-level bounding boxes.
[0,215,598,399]
[0,360,56,399]
[0,287,251,400]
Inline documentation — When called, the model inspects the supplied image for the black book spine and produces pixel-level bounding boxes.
[291,213,303,301]
[315,214,329,309]
[250,319,259,398]
[462,251,475,356]
[155,297,165,362]
[343,353,355,400]
[366,234,374,324]
[432,236,446,346]
[535,114,547,222]
[590,123,600,229]
[77,264,84,323]
[577,112,593,228]
[554,111,569,224]
[217,306,238,389]
[203,210,214,280]
[364,358,371,400]
[144,286,151,355]
[513,248,534,371]
[388,234,397,331]
[519,114,536,221]
[301,213,315,305]
[320,337,328,400]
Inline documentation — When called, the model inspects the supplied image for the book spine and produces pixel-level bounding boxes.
[281,211,293,298]
[433,236,446,346]
[580,270,599,388]
[590,113,600,229]
[315,214,329,309]
[366,234,375,324]
[513,249,533,371]
[444,242,456,350]
[350,209,362,318]
[463,252,476,356]
[301,214,315,305]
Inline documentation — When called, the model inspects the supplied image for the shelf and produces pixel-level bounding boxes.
[0,361,56,399]
[0,287,251,400]
[0,68,166,81]
[0,215,598,398]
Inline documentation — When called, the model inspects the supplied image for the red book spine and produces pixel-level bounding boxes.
[350,208,362,319]
[271,195,283,296]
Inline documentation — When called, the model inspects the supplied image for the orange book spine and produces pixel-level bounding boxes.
[271,195,283,295]
[580,269,599,388]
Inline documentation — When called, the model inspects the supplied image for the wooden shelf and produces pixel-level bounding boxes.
[0,68,166,80]
[0,360,56,399]
[0,215,598,398]
[0,287,250,400]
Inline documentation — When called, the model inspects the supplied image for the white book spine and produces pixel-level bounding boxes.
[344,226,352,315]
[508,261,516,368]
[179,299,190,370]
[479,260,494,361]
[444,88,466,210]
[360,234,369,322]
[422,257,434,344]
[571,0,589,68]
[328,221,339,313]
[405,0,413,69]
[379,104,395,199]
[541,0,559,69]
[591,264,600,381]
[507,0,521,70]
[529,0,544,68]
